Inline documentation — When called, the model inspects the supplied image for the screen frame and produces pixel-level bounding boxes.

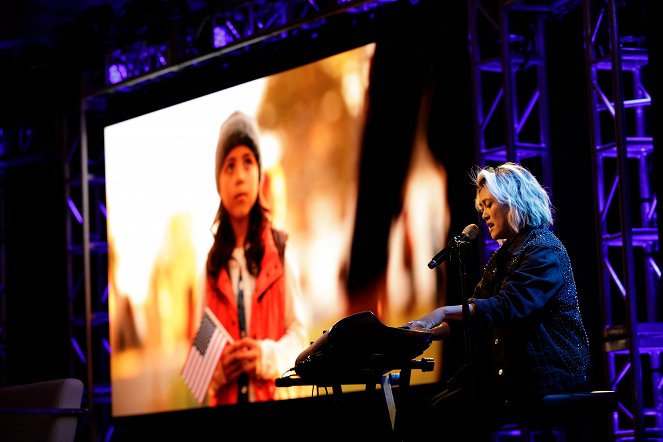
[92,0,463,425]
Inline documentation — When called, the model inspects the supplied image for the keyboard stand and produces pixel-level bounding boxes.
[276,357,434,439]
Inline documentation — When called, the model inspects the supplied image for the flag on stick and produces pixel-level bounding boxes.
[181,307,234,403]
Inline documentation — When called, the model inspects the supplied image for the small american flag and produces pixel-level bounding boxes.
[181,307,234,404]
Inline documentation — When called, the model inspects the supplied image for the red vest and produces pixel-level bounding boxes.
[206,225,286,405]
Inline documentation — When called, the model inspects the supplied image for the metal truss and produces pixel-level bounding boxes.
[65,98,112,441]
[582,0,661,439]
[467,0,564,262]
[101,0,396,91]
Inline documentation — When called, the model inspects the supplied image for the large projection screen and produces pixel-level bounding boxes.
[105,42,449,417]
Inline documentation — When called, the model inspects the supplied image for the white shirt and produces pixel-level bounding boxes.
[226,246,309,401]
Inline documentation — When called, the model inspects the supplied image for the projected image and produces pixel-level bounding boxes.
[106,42,449,417]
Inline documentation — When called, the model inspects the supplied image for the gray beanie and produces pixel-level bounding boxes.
[215,110,262,192]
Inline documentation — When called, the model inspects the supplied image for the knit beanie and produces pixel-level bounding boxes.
[215,110,262,192]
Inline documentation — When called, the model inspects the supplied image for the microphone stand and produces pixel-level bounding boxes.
[451,237,474,405]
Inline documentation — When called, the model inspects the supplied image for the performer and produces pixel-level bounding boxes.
[403,162,590,439]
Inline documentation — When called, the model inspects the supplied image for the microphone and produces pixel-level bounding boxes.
[427,223,479,269]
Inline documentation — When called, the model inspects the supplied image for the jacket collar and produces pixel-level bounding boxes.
[500,225,543,257]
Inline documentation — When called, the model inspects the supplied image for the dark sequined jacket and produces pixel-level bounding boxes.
[469,226,590,407]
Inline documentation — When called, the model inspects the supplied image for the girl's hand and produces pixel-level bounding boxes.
[233,337,262,379]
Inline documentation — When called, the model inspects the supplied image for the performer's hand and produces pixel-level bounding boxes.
[430,322,451,340]
[402,307,446,330]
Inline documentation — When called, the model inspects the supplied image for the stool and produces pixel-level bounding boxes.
[493,390,617,442]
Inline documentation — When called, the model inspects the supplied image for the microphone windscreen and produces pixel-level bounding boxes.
[463,223,479,240]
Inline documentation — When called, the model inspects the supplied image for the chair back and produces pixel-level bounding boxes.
[0,378,85,442]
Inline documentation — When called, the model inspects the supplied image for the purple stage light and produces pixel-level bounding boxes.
[213,26,234,48]
[108,64,128,85]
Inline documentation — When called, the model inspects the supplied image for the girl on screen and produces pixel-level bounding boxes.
[202,110,308,405]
